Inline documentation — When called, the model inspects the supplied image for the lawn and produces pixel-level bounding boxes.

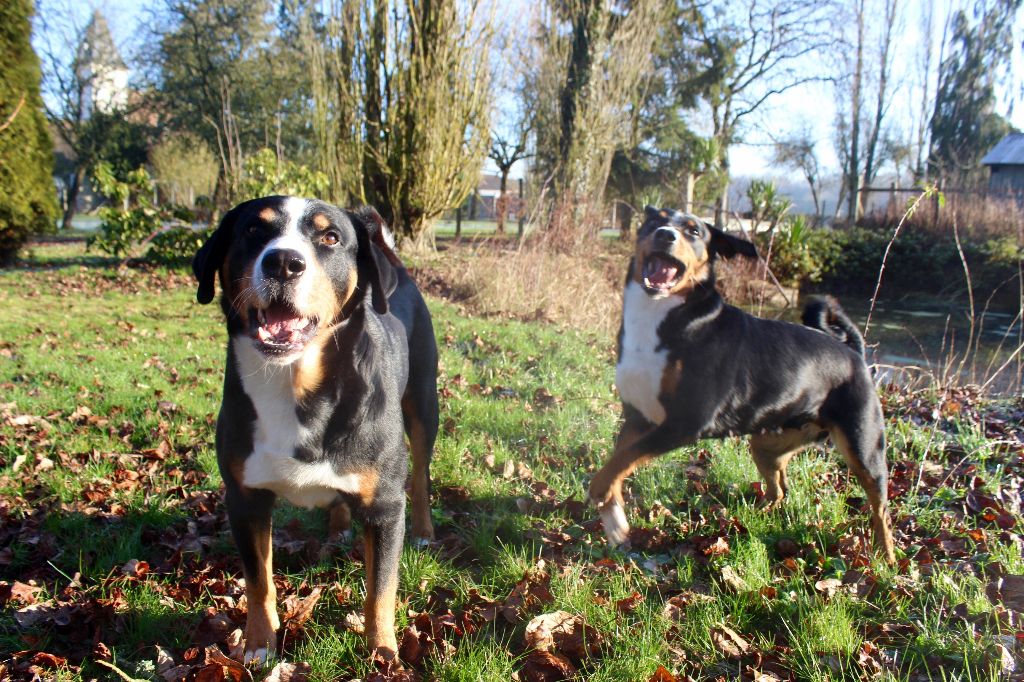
[0,241,1022,681]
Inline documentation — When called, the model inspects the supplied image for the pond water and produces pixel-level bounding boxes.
[757,297,1024,396]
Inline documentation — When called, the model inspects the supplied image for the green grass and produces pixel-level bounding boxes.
[0,241,1020,681]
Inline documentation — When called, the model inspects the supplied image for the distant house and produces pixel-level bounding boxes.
[453,173,522,220]
[981,132,1024,195]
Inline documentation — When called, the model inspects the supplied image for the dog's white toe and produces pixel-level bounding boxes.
[599,501,630,547]
[243,647,269,666]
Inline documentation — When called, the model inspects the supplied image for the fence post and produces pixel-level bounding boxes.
[455,207,462,240]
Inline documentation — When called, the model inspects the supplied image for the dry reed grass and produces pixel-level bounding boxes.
[430,239,625,336]
[862,190,1024,242]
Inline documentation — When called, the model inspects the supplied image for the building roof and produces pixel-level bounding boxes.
[77,11,126,71]
[981,132,1024,166]
[478,173,503,192]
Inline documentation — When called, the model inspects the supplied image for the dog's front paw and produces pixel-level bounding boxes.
[241,618,279,666]
[598,500,630,548]
[242,645,272,666]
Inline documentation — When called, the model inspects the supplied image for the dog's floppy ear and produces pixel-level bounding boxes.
[350,208,397,315]
[193,204,242,304]
[643,205,663,221]
[707,223,758,260]
[352,206,403,268]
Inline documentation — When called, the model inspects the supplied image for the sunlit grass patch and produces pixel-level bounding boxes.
[1,248,1021,681]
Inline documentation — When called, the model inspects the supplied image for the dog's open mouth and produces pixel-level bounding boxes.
[250,301,318,354]
[642,253,684,294]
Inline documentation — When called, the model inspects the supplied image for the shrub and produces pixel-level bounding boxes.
[239,148,329,200]
[88,162,197,262]
[147,226,212,265]
[815,226,1022,305]
[150,133,218,207]
[0,0,58,265]
[757,216,839,289]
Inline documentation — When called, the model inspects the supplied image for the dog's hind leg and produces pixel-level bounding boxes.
[225,484,280,664]
[750,445,796,510]
[829,420,896,563]
[749,423,824,509]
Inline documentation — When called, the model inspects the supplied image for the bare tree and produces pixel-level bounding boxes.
[912,2,935,182]
[773,124,823,218]
[840,0,866,222]
[681,0,833,226]
[35,4,101,229]
[488,123,531,235]
[833,0,902,221]
[859,0,899,215]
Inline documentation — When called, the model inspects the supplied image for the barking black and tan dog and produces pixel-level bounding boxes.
[588,206,895,562]
[192,196,439,662]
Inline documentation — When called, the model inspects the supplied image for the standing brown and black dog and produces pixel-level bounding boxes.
[192,196,438,663]
[588,206,895,562]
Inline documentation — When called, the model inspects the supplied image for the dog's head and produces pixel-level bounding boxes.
[632,206,757,299]
[193,196,398,363]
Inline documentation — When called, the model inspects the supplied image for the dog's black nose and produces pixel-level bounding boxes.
[654,227,678,243]
[262,249,306,281]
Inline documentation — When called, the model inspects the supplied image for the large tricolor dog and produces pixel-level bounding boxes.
[193,196,438,662]
[589,206,895,562]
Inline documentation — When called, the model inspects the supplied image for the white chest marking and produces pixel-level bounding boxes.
[234,338,361,508]
[615,281,681,425]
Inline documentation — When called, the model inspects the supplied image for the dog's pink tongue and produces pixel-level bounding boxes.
[646,258,678,287]
[258,309,309,343]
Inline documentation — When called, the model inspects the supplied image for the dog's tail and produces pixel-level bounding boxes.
[801,296,866,358]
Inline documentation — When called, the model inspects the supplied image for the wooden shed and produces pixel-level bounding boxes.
[982,132,1024,194]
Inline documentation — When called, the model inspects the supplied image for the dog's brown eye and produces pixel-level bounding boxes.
[321,232,339,246]
[687,225,701,236]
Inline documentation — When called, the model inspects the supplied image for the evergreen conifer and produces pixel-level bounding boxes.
[0,0,58,265]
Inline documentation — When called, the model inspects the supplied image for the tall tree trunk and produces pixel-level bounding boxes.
[913,3,934,182]
[557,0,596,197]
[496,170,509,234]
[61,168,84,231]
[363,0,389,224]
[860,0,897,216]
[845,0,865,223]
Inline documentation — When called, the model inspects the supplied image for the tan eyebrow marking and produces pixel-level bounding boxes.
[258,207,277,222]
[312,214,331,230]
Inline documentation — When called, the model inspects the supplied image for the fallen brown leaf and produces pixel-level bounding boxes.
[524,610,603,662]
[986,574,1024,611]
[283,586,323,629]
[615,591,644,614]
[521,650,576,682]
[648,665,678,682]
[720,565,749,593]
[203,644,252,682]
[710,626,750,659]
[263,661,312,682]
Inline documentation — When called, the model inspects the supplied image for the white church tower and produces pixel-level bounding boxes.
[77,11,129,118]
